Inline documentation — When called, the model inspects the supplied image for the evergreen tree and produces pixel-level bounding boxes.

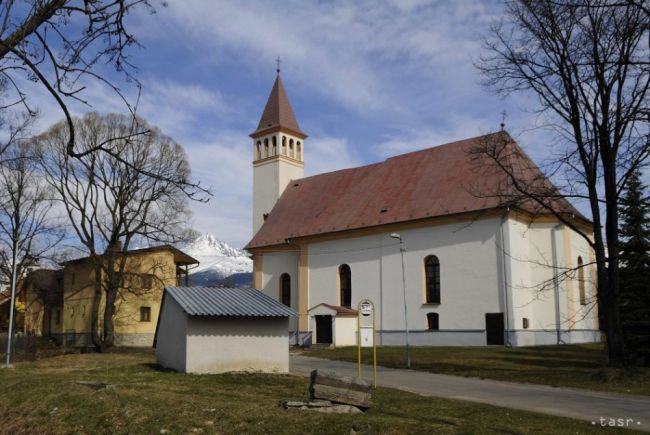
[619,170,650,366]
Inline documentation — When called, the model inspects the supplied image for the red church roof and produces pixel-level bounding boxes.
[250,75,306,139]
[246,132,585,249]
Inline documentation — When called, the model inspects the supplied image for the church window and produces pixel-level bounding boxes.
[339,264,351,308]
[297,141,302,160]
[264,138,269,158]
[280,273,291,307]
[256,141,261,159]
[282,136,287,155]
[289,139,295,158]
[577,256,586,305]
[426,313,439,330]
[522,318,529,329]
[272,136,277,155]
[424,255,441,304]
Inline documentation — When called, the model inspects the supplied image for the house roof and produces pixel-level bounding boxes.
[308,303,358,316]
[250,75,307,139]
[61,245,199,267]
[163,286,297,317]
[247,132,586,249]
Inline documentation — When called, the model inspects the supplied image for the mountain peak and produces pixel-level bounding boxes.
[183,233,252,275]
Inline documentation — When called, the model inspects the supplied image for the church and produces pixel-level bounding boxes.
[245,73,601,347]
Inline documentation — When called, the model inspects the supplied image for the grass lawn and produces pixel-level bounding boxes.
[305,343,650,396]
[0,350,636,434]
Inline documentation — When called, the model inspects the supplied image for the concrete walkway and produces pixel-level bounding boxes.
[290,355,650,432]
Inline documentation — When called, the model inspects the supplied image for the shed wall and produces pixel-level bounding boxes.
[185,316,289,374]
[155,297,187,372]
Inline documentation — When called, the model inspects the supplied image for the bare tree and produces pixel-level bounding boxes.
[476,0,649,366]
[36,112,197,351]
[0,1,157,161]
[0,140,62,364]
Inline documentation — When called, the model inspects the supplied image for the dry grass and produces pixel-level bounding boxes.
[0,350,639,434]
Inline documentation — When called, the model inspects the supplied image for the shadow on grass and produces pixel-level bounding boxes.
[141,362,177,373]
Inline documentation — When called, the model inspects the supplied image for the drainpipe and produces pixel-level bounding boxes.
[499,209,512,347]
[551,223,566,345]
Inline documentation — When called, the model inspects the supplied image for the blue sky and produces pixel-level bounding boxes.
[28,0,556,249]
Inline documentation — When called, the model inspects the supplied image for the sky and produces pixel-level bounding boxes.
[21,0,556,249]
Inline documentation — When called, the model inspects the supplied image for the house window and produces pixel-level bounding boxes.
[140,306,151,322]
[280,273,291,307]
[523,318,529,329]
[427,313,439,330]
[339,264,351,308]
[577,256,586,305]
[424,255,441,304]
[141,274,153,290]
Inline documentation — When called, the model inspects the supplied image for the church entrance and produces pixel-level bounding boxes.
[485,313,505,345]
[315,315,333,344]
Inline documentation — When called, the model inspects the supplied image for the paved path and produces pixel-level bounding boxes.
[290,355,650,432]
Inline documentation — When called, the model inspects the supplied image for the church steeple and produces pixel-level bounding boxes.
[251,72,306,235]
[250,74,307,139]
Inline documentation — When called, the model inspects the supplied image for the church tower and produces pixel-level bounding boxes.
[251,72,307,235]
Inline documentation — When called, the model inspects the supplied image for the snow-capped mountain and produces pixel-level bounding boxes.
[182,234,252,286]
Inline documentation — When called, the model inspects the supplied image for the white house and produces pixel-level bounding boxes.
[245,74,600,347]
[154,286,295,373]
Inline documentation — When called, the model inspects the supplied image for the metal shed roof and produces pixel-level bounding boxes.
[164,286,296,317]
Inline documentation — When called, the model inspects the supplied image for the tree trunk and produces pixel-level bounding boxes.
[602,149,627,366]
[103,286,117,348]
[90,274,105,352]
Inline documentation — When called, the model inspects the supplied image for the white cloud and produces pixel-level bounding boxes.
[142,0,500,116]
[305,136,362,176]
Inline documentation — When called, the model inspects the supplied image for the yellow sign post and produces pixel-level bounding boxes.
[357,299,377,388]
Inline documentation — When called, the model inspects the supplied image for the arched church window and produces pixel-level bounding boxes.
[272,136,277,156]
[282,136,287,155]
[280,273,291,307]
[289,139,294,159]
[339,264,351,308]
[424,255,440,304]
[297,142,302,160]
[578,256,586,305]
[264,138,269,158]
[426,313,439,330]
[256,141,261,159]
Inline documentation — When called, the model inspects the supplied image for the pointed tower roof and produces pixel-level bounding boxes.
[250,75,307,139]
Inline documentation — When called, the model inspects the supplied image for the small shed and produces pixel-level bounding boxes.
[308,303,358,347]
[154,286,296,374]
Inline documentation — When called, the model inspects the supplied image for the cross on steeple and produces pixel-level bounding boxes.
[276,56,281,75]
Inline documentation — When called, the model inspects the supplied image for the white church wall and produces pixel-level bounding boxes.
[307,217,504,346]
[506,218,599,346]
[565,226,599,332]
[259,250,299,332]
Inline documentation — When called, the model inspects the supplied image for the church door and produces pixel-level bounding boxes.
[315,315,333,344]
[485,313,505,345]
